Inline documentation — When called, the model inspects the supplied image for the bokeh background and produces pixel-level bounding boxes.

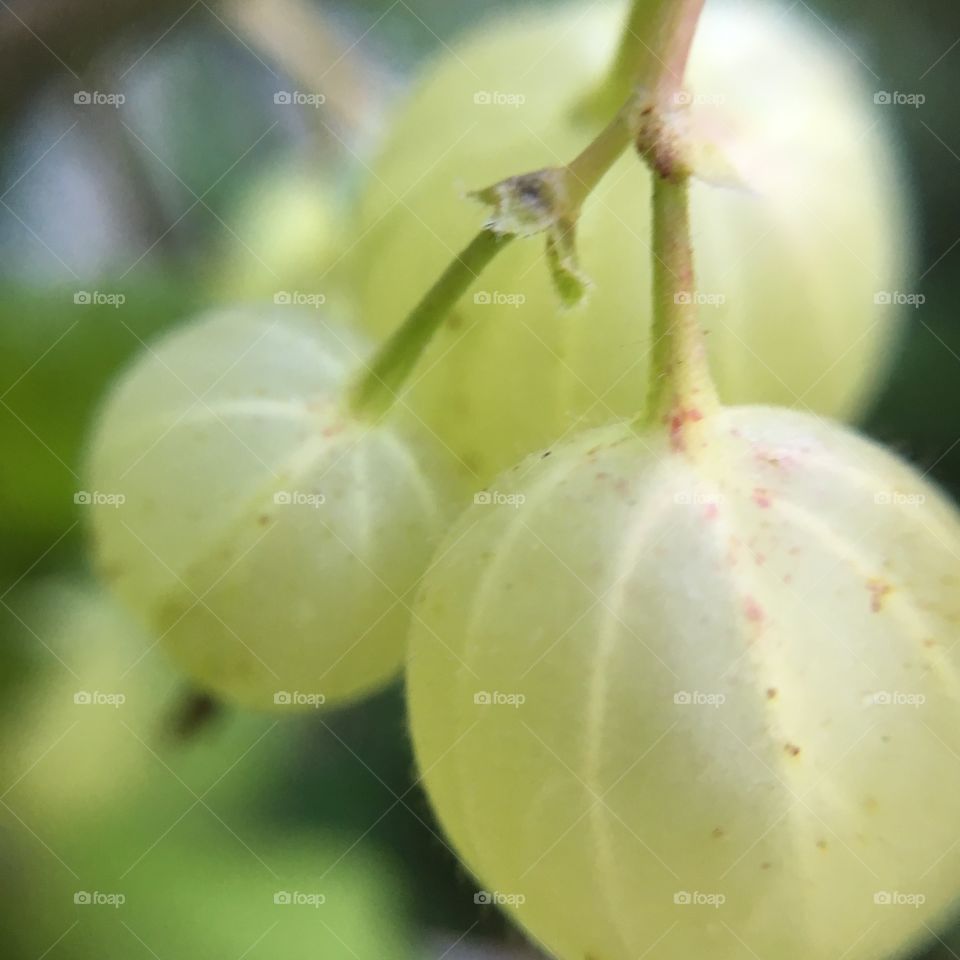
[0,0,958,957]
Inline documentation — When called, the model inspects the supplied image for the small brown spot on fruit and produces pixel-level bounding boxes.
[816,839,828,851]
[785,743,801,757]
[867,577,893,613]
[766,688,778,700]
[712,827,725,839]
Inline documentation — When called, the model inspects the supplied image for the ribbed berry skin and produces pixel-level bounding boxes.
[87,307,452,711]
[408,405,960,960]
[354,0,910,484]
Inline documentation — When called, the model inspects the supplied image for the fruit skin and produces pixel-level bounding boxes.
[86,305,452,712]
[353,0,911,485]
[408,405,960,960]
[206,163,337,303]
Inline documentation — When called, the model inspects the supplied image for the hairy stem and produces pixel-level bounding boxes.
[636,0,717,427]
[581,0,704,119]
[607,0,671,102]
[644,178,718,425]
[348,230,513,419]
[350,0,707,424]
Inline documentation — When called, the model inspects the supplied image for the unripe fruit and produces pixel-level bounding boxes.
[87,306,451,711]
[354,0,910,483]
[408,404,960,960]
[207,164,337,303]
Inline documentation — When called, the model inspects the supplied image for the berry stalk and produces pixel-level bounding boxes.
[644,175,719,429]
[578,0,705,119]
[348,229,512,419]
[630,0,717,429]
[350,0,708,423]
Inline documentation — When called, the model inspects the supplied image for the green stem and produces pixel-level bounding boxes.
[566,107,632,207]
[348,230,513,419]
[604,0,674,108]
[349,0,707,424]
[643,177,718,425]
[579,0,704,120]
[569,0,705,203]
[635,0,716,428]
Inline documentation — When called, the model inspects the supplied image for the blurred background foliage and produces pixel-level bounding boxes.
[0,0,958,957]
